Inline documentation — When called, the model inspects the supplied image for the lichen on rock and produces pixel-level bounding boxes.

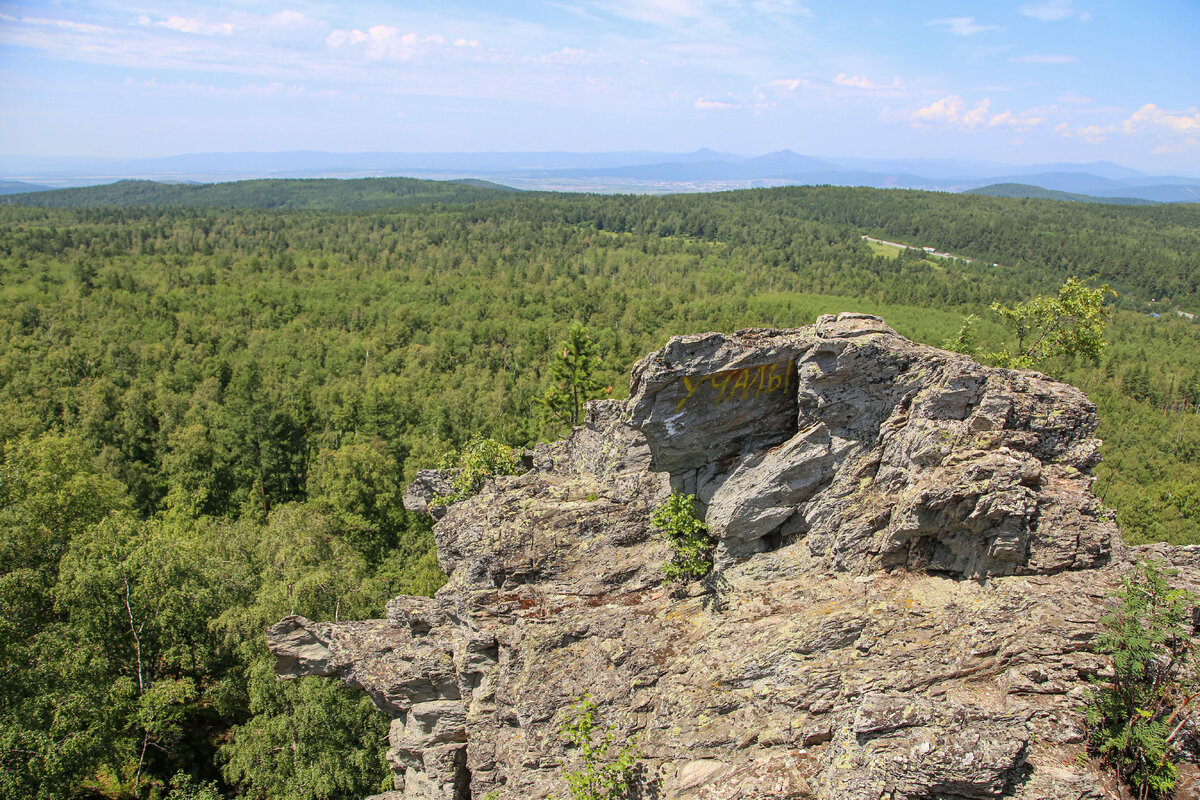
[268,315,1200,800]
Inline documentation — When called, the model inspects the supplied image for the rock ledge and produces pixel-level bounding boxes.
[269,316,1199,800]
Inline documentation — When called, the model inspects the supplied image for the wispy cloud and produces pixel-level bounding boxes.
[531,46,599,65]
[987,106,1053,131]
[152,16,238,36]
[660,40,742,57]
[594,0,712,27]
[762,78,811,91]
[1058,91,1091,104]
[123,77,306,97]
[263,10,320,29]
[2,13,113,35]
[833,73,903,91]
[326,27,451,60]
[1019,0,1085,22]
[694,96,738,109]
[926,17,998,36]
[750,0,812,17]
[1008,54,1078,64]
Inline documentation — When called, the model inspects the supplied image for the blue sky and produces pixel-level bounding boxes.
[1,0,1198,172]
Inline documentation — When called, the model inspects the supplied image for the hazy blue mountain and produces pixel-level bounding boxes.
[1002,161,1148,180]
[964,183,1158,204]
[964,173,1200,202]
[1098,184,1200,203]
[448,178,522,191]
[0,180,49,194]
[818,156,1016,179]
[2,177,511,209]
[541,150,835,181]
[1118,174,1200,186]
[3,149,1198,202]
[0,149,746,187]
[969,171,1130,194]
[740,149,835,173]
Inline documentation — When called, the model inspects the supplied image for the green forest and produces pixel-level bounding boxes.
[1,180,1198,799]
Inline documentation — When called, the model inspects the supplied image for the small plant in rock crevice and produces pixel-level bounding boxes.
[651,492,713,582]
[550,695,640,800]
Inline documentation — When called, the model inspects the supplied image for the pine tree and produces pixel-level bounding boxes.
[540,322,607,428]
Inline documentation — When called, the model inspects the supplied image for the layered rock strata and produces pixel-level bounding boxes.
[269,314,1199,800]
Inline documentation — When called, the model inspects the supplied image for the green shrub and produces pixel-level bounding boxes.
[552,695,639,800]
[651,492,713,582]
[432,436,522,506]
[1086,560,1198,798]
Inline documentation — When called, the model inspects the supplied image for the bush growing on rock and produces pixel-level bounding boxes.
[552,695,640,800]
[651,492,713,582]
[432,436,522,505]
[1086,560,1199,798]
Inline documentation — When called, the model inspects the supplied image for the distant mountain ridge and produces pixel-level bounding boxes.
[0,179,50,195]
[2,177,513,210]
[964,183,1158,205]
[3,149,1198,203]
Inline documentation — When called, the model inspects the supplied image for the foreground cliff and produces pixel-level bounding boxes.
[268,314,1200,800]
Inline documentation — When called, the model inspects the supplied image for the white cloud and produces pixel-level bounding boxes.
[264,10,313,29]
[327,26,449,60]
[926,17,998,36]
[1121,103,1200,137]
[536,46,595,64]
[987,106,1052,131]
[908,95,1054,133]
[596,0,708,26]
[1019,0,1079,21]
[911,95,990,129]
[158,16,238,36]
[1122,104,1200,153]
[1053,104,1200,151]
[751,0,812,17]
[14,15,112,35]
[694,97,738,109]
[1008,54,1078,64]
[833,72,903,91]
[763,78,810,91]
[1055,123,1109,143]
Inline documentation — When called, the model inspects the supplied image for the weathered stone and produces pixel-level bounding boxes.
[825,694,1029,799]
[268,317,1200,800]
[404,469,458,519]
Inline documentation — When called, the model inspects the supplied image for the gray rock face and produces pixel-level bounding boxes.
[268,316,1196,800]
[627,314,1113,575]
[404,469,458,520]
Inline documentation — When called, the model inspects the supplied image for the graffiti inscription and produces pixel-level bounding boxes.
[675,359,793,411]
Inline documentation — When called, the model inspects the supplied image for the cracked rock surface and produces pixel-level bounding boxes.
[268,314,1200,800]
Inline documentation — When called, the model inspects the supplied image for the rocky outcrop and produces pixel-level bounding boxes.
[269,314,1198,800]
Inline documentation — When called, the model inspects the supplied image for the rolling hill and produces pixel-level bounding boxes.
[2,176,515,210]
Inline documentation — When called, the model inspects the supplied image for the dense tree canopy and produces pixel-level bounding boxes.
[0,179,1197,797]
